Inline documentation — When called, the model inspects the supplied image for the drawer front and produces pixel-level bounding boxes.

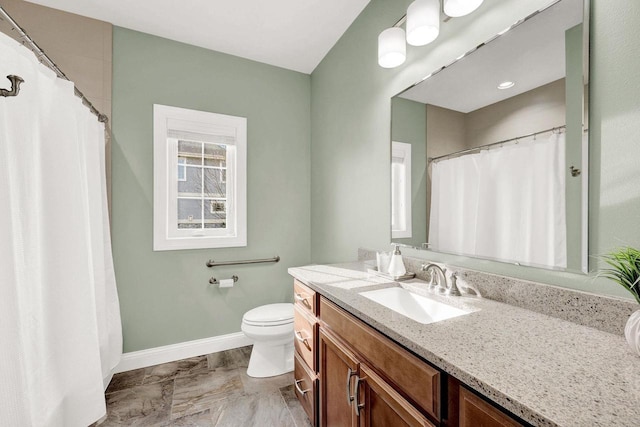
[359,364,436,427]
[320,297,440,421]
[294,279,317,316]
[459,387,523,427]
[294,352,317,426]
[294,304,317,372]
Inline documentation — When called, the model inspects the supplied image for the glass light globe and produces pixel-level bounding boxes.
[444,0,484,18]
[378,27,406,68]
[406,0,440,46]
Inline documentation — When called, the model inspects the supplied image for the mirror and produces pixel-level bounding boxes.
[390,0,589,273]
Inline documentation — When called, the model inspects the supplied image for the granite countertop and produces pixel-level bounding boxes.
[288,262,640,427]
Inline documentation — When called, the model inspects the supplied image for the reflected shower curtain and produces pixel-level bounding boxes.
[0,31,122,426]
[429,133,567,269]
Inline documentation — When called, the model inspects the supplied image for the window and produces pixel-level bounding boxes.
[391,141,412,239]
[153,104,247,250]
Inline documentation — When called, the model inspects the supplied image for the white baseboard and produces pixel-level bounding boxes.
[114,332,252,373]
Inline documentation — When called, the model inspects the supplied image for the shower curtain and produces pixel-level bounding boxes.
[429,133,567,269]
[0,31,122,426]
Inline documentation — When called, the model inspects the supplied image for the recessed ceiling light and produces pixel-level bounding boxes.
[497,81,515,90]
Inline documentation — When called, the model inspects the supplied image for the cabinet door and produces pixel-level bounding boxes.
[459,387,523,427]
[357,365,435,427]
[319,328,359,427]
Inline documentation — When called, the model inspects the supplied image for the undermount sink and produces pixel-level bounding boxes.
[360,287,471,325]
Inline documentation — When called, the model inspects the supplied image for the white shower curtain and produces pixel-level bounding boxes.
[0,31,122,427]
[429,133,567,269]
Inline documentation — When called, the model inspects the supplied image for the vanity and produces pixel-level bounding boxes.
[288,262,640,427]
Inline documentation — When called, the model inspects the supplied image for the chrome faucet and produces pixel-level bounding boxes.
[420,264,463,296]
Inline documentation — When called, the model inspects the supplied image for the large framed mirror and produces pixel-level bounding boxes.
[390,0,589,273]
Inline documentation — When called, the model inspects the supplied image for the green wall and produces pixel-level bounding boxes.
[112,27,311,352]
[310,0,640,301]
[391,97,427,247]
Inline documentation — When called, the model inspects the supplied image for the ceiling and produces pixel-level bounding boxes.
[25,0,371,74]
[400,0,584,113]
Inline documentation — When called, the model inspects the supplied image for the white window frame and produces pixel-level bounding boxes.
[153,104,247,250]
[391,141,412,239]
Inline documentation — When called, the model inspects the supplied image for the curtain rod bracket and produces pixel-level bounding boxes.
[0,75,24,97]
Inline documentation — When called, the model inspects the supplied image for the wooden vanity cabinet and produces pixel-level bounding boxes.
[447,377,525,427]
[319,328,434,427]
[293,279,320,426]
[294,352,317,424]
[358,364,435,427]
[459,388,522,427]
[319,328,359,427]
[292,279,527,427]
[319,297,437,427]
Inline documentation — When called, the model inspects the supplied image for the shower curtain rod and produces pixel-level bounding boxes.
[428,125,567,163]
[0,6,108,123]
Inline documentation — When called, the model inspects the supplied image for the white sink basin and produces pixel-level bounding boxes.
[360,287,471,324]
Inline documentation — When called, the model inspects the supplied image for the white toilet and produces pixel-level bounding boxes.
[241,303,294,378]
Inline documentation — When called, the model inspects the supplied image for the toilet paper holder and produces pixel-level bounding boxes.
[209,275,239,285]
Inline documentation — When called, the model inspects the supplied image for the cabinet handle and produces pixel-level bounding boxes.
[294,379,310,395]
[295,293,312,308]
[294,330,311,350]
[354,375,364,416]
[346,368,357,405]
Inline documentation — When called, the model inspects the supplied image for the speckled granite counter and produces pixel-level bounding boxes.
[288,263,640,427]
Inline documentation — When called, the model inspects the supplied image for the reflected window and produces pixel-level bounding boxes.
[391,141,412,239]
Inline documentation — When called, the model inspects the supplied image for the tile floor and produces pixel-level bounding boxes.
[95,346,312,426]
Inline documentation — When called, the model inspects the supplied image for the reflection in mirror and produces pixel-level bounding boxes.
[390,0,589,273]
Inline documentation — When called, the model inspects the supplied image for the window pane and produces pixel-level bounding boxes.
[178,166,203,195]
[179,140,203,165]
[178,157,187,181]
[204,143,227,167]
[178,199,203,229]
[203,168,226,197]
[205,199,226,229]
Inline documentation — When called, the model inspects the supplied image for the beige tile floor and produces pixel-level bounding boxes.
[95,346,312,426]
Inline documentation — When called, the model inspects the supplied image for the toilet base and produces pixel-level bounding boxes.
[246,341,294,378]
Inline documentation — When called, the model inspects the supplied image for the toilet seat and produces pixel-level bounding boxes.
[242,303,294,327]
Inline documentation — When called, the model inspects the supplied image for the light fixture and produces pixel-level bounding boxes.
[378,27,406,68]
[497,81,515,90]
[443,0,484,18]
[406,0,440,46]
[378,0,484,68]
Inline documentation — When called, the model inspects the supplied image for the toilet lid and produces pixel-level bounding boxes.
[243,303,294,326]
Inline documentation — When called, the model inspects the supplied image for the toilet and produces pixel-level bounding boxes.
[241,303,294,378]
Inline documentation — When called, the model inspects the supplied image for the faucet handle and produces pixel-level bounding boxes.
[445,272,462,296]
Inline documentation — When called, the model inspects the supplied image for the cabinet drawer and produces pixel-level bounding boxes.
[459,386,523,427]
[320,297,440,421]
[294,352,317,426]
[294,279,317,316]
[359,364,436,427]
[294,304,317,372]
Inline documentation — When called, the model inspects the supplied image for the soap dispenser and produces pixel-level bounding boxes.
[387,245,406,277]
